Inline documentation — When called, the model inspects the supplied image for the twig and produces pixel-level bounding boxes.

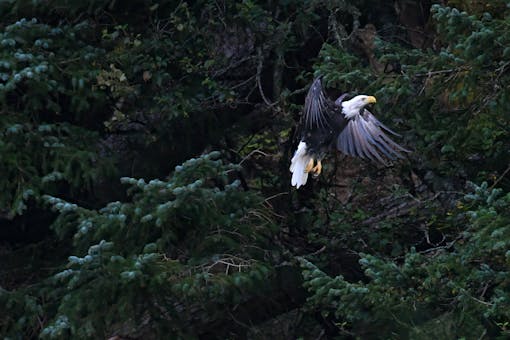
[414,67,469,77]
[58,57,82,65]
[264,192,289,203]
[238,149,270,165]
[228,311,252,330]
[256,47,277,107]
[424,228,446,247]
[365,191,463,226]
[480,283,489,299]
[235,134,256,155]
[315,329,326,340]
[329,13,346,48]
[212,56,256,78]
[469,294,494,306]
[307,245,326,257]
[360,199,420,226]
[489,163,510,190]
[419,234,462,255]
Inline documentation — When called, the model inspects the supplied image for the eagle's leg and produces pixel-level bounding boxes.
[311,160,322,177]
[304,158,314,173]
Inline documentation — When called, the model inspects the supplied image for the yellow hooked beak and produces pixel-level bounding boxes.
[366,96,377,104]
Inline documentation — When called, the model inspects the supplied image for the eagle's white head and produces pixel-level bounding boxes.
[341,95,377,119]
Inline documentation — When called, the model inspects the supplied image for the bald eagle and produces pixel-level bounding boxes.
[290,77,409,188]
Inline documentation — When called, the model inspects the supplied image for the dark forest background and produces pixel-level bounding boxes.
[1,0,510,338]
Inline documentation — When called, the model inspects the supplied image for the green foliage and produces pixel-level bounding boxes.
[2,0,510,339]
[315,3,510,181]
[300,181,510,338]
[412,5,509,178]
[295,4,510,338]
[0,121,112,217]
[37,152,277,338]
[316,43,374,91]
[0,288,43,339]
[0,17,115,216]
[418,5,510,176]
[0,18,108,117]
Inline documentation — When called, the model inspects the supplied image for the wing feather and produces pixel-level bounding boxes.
[351,120,365,157]
[365,113,401,136]
[356,120,392,163]
[337,109,410,165]
[362,119,401,158]
[354,118,379,162]
[344,123,353,154]
[304,77,330,129]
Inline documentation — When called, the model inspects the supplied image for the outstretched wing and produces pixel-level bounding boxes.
[303,77,331,129]
[337,109,410,164]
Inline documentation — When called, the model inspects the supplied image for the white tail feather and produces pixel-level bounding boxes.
[290,141,312,188]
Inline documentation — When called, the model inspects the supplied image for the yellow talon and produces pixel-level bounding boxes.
[312,160,322,177]
[305,158,314,173]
